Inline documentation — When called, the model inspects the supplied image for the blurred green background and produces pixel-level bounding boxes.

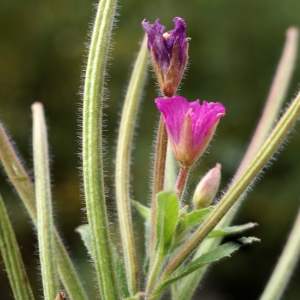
[1,0,300,299]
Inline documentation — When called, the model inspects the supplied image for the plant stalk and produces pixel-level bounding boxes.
[81,0,119,298]
[32,102,59,300]
[175,167,190,200]
[259,207,300,300]
[115,34,148,295]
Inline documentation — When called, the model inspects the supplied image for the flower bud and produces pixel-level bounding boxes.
[193,163,221,210]
[142,17,189,97]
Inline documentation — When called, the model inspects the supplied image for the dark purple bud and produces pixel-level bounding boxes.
[142,17,189,97]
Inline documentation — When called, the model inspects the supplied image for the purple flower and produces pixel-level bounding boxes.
[155,96,226,167]
[142,17,189,97]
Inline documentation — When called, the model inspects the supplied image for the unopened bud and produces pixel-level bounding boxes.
[193,163,221,210]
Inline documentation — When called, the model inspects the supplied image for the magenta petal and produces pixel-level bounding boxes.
[155,96,226,167]
[155,96,189,144]
[191,101,225,149]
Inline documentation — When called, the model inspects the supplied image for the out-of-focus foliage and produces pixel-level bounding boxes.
[0,0,300,299]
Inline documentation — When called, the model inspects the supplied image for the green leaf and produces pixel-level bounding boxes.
[112,249,130,299]
[175,206,214,241]
[76,224,94,259]
[143,219,151,275]
[153,237,259,297]
[207,222,258,238]
[32,103,59,300]
[0,194,35,300]
[82,0,120,297]
[0,124,88,300]
[143,256,150,275]
[156,191,179,254]
[76,224,130,298]
[178,205,189,218]
[131,199,150,219]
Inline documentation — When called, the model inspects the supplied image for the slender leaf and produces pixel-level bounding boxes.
[82,0,119,298]
[76,224,93,259]
[207,222,258,238]
[175,207,214,240]
[115,35,148,295]
[259,208,300,300]
[153,237,260,298]
[113,248,130,299]
[76,224,130,298]
[131,199,150,220]
[0,194,35,300]
[32,103,59,300]
[0,123,88,300]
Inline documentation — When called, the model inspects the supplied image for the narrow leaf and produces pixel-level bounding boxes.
[156,191,179,254]
[76,224,130,298]
[115,35,148,295]
[32,103,59,300]
[154,237,259,297]
[0,194,35,300]
[113,249,130,299]
[175,207,214,240]
[82,0,119,298]
[0,123,88,299]
[76,224,93,259]
[207,222,258,238]
[131,199,150,220]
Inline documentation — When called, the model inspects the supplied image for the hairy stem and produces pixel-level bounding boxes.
[259,208,300,300]
[81,0,119,298]
[175,167,190,200]
[115,35,148,295]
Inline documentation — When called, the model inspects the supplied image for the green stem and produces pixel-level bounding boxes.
[0,194,35,300]
[259,208,300,300]
[175,167,190,200]
[0,123,88,300]
[82,0,119,298]
[32,103,59,300]
[146,250,164,297]
[150,116,168,265]
[173,27,299,300]
[156,90,300,293]
[115,35,148,295]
